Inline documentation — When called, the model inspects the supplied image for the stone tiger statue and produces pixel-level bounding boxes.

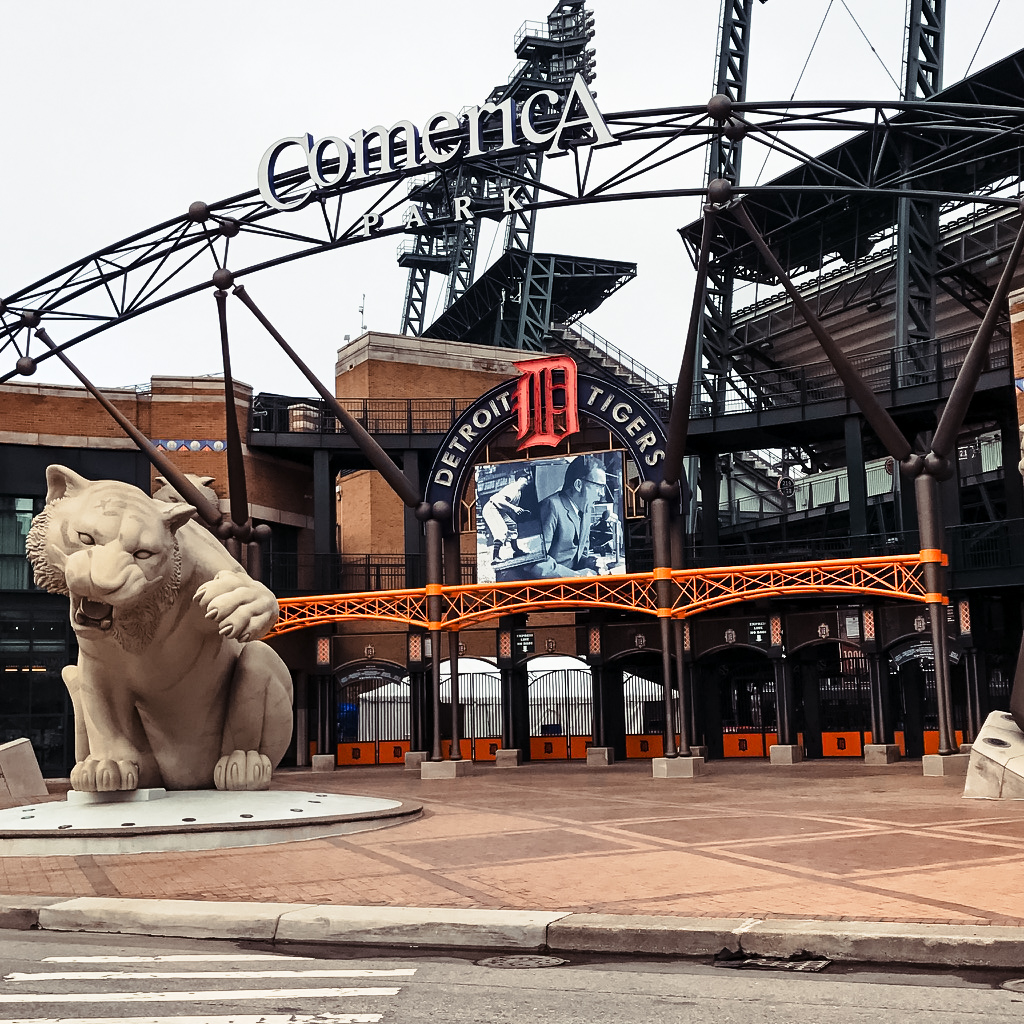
[26,465,293,793]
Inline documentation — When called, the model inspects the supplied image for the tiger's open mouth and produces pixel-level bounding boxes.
[72,597,114,631]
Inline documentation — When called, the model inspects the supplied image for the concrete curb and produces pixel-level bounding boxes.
[6,896,1024,968]
[276,906,570,949]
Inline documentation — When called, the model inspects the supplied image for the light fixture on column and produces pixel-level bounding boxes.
[498,630,512,659]
[958,599,971,637]
[315,636,331,666]
[862,608,876,641]
[407,633,422,665]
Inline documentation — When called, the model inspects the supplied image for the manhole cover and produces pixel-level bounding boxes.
[476,955,569,969]
[1001,979,1024,992]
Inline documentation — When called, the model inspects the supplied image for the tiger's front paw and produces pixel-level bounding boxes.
[214,749,272,791]
[70,757,139,792]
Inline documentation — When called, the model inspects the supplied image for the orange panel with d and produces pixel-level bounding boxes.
[337,742,376,765]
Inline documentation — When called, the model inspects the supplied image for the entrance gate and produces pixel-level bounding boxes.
[698,650,777,759]
[623,671,680,759]
[528,667,593,760]
[793,643,872,758]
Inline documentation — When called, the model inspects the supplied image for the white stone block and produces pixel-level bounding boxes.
[420,759,472,779]
[0,739,48,802]
[66,788,167,805]
[652,756,705,778]
[404,751,428,771]
[769,744,803,765]
[923,752,971,777]
[310,754,336,772]
[494,749,522,768]
[863,744,901,765]
[586,746,614,766]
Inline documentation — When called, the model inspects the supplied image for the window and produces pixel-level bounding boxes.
[0,497,39,591]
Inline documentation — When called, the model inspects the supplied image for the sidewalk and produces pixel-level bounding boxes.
[3,759,1024,964]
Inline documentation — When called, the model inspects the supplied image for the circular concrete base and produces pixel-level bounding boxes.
[0,789,421,855]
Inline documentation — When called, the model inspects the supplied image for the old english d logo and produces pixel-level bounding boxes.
[512,356,580,450]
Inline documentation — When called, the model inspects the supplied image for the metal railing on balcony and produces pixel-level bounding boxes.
[695,329,1010,419]
[265,553,477,596]
[946,519,1024,574]
[685,532,921,569]
[252,394,475,436]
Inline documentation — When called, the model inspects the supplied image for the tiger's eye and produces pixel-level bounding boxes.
[77,533,95,545]
[134,550,154,560]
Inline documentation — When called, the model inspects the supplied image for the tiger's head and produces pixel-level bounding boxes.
[27,465,195,648]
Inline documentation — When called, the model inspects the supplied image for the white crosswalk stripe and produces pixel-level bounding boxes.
[0,1017,383,1024]
[40,955,316,964]
[0,988,401,1003]
[0,950,415,1024]
[7,971,415,982]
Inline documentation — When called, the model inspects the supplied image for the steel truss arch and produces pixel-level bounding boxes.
[270,554,929,636]
[3,87,1024,382]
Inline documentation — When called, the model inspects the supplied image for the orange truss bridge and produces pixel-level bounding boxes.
[271,553,933,636]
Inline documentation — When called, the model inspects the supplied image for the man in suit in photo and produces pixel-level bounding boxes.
[534,456,607,578]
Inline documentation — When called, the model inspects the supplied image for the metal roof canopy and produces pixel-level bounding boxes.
[679,49,1024,282]
[420,250,636,350]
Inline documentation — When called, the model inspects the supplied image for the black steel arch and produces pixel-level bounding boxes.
[4,80,1024,383]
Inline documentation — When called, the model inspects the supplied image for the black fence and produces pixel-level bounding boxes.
[262,521,1024,596]
[265,553,477,596]
[252,394,474,436]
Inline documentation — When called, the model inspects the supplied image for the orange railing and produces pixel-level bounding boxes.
[271,553,930,636]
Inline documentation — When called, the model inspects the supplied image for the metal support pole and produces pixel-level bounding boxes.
[772,654,792,746]
[213,289,251,531]
[426,517,444,761]
[672,622,691,755]
[447,631,462,761]
[444,534,462,762]
[670,518,691,755]
[914,471,956,755]
[500,667,514,750]
[731,201,913,462]
[964,645,981,743]
[651,495,677,757]
[867,650,883,745]
[664,206,719,486]
[591,662,606,748]
[233,284,421,508]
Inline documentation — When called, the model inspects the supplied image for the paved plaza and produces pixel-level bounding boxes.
[3,759,1024,928]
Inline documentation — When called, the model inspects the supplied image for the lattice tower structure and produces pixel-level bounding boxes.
[896,0,946,385]
[397,0,596,338]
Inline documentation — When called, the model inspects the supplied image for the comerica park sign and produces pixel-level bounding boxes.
[258,73,617,222]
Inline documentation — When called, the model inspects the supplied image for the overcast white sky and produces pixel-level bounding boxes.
[0,0,1019,396]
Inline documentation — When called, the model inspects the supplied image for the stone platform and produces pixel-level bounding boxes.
[0,787,420,855]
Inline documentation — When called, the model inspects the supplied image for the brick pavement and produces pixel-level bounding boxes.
[3,759,1024,925]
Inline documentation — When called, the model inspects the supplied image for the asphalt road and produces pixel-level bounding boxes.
[1,929,1023,1024]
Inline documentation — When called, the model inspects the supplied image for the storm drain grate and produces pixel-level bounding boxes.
[714,948,831,972]
[476,955,570,969]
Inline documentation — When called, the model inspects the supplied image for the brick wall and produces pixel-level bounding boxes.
[0,376,312,527]
[335,331,543,400]
[339,470,405,554]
